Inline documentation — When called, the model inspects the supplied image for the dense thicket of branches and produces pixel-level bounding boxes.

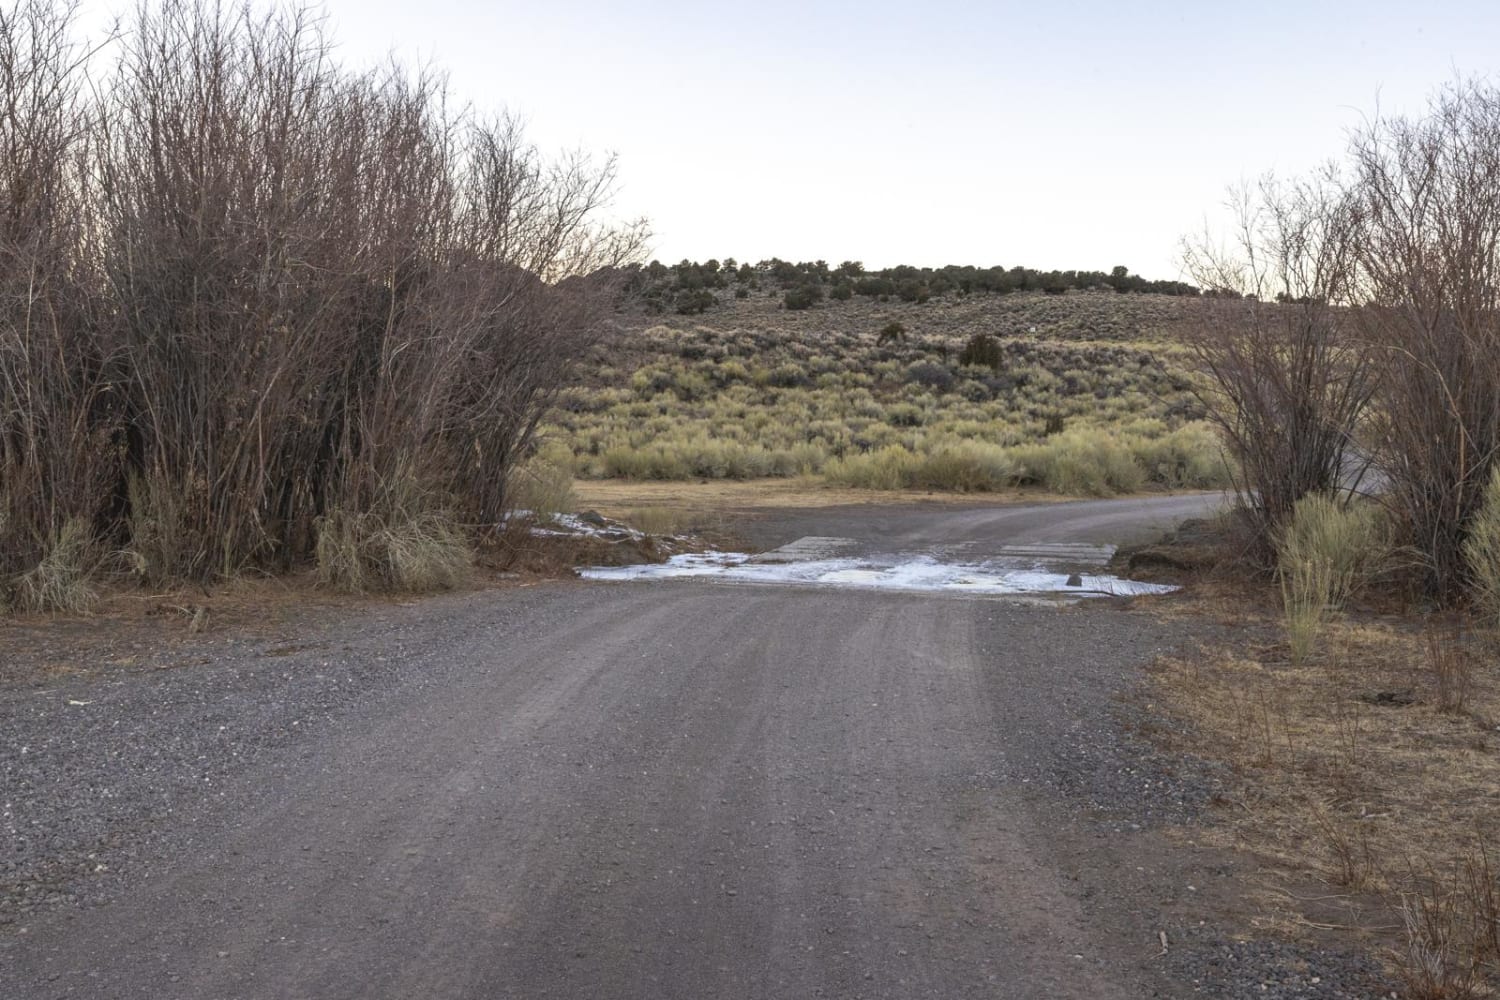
[0,0,645,596]
[1349,82,1500,600]
[1187,79,1500,601]
[1183,176,1374,563]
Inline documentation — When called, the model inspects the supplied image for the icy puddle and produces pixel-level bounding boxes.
[579,549,1176,599]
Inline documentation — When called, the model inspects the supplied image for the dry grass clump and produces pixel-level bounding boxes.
[507,444,579,517]
[571,478,1018,514]
[1276,495,1389,663]
[1149,613,1500,992]
[599,437,825,480]
[618,506,694,536]
[1129,421,1233,489]
[1463,465,1500,638]
[122,473,202,585]
[9,519,99,614]
[1428,621,1477,716]
[818,429,1223,495]
[824,442,1015,492]
[908,442,1017,491]
[315,476,471,595]
[1008,430,1145,495]
[823,445,923,491]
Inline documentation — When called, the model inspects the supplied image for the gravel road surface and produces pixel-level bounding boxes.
[2,495,1391,998]
[728,493,1225,558]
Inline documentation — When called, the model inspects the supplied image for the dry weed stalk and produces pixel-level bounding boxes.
[1426,621,1475,715]
[1329,697,1363,765]
[1313,806,1378,891]
[1395,852,1500,1000]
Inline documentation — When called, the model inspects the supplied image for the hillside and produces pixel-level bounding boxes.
[539,288,1228,496]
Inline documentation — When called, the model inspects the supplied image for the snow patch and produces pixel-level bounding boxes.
[580,551,1176,598]
[504,510,655,541]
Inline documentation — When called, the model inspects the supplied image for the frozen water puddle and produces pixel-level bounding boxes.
[580,536,1176,600]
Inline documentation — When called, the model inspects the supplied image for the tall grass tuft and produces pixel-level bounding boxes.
[1276,494,1387,663]
[507,449,578,517]
[1462,465,1500,636]
[316,475,472,595]
[824,445,922,491]
[13,519,99,614]
[124,473,202,584]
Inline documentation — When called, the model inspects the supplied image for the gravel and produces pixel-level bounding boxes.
[1,585,570,921]
[3,572,1401,997]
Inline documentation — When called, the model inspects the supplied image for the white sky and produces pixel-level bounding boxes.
[74,1,1500,280]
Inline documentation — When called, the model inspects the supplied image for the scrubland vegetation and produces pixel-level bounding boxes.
[0,0,643,608]
[545,289,1233,496]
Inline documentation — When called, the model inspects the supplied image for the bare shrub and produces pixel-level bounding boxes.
[1467,842,1500,973]
[1400,890,1484,1000]
[1397,860,1495,1000]
[1312,806,1377,891]
[1349,80,1500,602]
[1,0,646,601]
[0,1,119,591]
[1183,175,1375,563]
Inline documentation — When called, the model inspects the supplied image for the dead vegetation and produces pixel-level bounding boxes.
[1182,174,1373,563]
[1149,588,1500,993]
[0,0,645,609]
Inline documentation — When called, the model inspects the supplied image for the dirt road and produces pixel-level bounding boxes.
[7,494,1380,998]
[726,492,1222,558]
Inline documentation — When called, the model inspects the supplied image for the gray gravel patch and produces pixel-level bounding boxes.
[1,585,574,923]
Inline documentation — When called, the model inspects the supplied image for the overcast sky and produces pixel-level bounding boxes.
[78,1,1500,280]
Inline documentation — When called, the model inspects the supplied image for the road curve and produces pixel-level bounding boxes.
[732,492,1224,559]
[3,499,1211,999]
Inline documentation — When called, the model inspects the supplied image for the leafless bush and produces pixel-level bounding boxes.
[1313,806,1378,891]
[1,0,646,599]
[0,0,118,586]
[1466,841,1500,971]
[1183,175,1374,562]
[1349,81,1500,601]
[1396,852,1500,1000]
